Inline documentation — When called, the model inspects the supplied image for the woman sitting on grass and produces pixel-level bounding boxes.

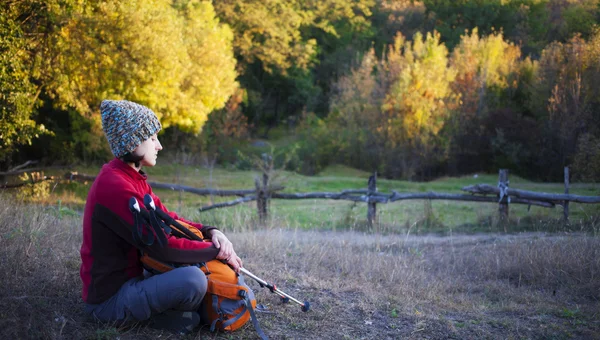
[80,99,242,334]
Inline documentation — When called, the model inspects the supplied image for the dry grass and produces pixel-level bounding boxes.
[1,195,599,339]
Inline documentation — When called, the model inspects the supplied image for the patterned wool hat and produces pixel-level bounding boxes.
[100,100,162,158]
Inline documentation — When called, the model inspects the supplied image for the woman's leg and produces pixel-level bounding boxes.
[86,266,207,323]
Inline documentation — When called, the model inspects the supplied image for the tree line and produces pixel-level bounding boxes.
[1,0,599,181]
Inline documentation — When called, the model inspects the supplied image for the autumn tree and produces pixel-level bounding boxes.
[328,49,385,170]
[381,31,457,178]
[444,29,523,173]
[1,0,237,165]
[51,0,237,132]
[515,28,600,179]
[325,31,457,179]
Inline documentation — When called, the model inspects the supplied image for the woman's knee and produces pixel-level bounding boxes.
[176,266,207,295]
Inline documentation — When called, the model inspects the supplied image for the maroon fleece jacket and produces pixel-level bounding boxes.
[80,158,218,304]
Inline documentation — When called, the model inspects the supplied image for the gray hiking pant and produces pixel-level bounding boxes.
[85,266,207,323]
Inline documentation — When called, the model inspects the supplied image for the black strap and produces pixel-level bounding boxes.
[146,209,169,247]
[132,209,154,246]
[129,197,154,246]
[168,225,188,239]
[141,194,212,242]
[155,207,205,242]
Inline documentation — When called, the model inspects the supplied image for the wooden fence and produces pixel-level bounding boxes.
[59,167,599,225]
[2,164,600,225]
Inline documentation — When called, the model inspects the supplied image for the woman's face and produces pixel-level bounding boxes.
[132,134,163,167]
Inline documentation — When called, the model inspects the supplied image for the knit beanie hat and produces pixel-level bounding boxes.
[100,100,162,158]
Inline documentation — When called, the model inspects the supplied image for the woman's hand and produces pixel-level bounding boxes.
[226,253,243,273]
[209,230,243,272]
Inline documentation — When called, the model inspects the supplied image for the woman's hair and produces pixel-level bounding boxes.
[120,152,144,168]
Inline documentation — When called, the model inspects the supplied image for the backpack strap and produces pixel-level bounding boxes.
[129,197,154,246]
[145,208,169,247]
[221,304,247,329]
[240,290,269,340]
[141,195,170,247]
[209,295,224,332]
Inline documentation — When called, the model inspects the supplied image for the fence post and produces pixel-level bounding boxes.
[255,175,268,224]
[367,172,377,228]
[255,155,271,224]
[498,169,509,223]
[564,166,569,223]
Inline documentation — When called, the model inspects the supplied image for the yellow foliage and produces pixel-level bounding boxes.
[451,28,521,117]
[453,28,521,88]
[49,0,237,133]
[383,31,457,144]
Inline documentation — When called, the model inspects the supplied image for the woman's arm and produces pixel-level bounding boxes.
[147,191,242,271]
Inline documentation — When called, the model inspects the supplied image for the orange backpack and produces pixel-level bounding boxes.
[138,220,265,337]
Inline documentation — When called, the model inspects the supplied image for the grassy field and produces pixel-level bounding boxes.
[0,195,599,339]
[1,163,599,339]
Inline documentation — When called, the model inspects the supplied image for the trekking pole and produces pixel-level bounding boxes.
[240,267,310,312]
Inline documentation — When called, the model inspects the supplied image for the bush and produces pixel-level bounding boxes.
[283,113,337,175]
[573,133,600,182]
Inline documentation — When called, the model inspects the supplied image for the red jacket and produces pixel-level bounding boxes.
[80,159,218,304]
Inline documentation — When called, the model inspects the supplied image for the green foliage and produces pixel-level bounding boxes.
[290,19,600,181]
[283,113,338,175]
[490,128,529,169]
[201,88,251,158]
[562,3,598,39]
[215,0,374,74]
[544,0,600,45]
[159,87,252,167]
[423,0,527,50]
[213,0,375,134]
[214,0,317,73]
[2,0,600,183]
[421,0,600,57]
[327,48,383,170]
